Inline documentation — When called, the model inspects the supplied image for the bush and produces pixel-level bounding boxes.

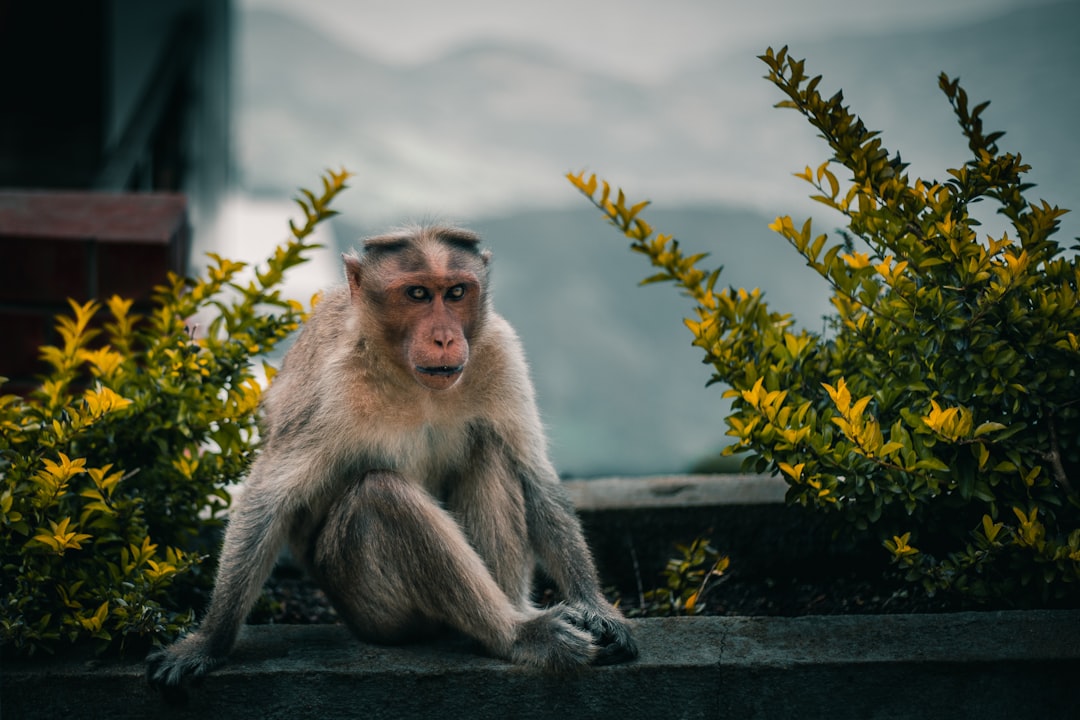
[569,47,1080,605]
[0,169,350,655]
[620,538,730,618]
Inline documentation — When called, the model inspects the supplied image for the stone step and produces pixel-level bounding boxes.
[6,610,1078,719]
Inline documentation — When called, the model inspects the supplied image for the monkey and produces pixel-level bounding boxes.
[146,225,637,690]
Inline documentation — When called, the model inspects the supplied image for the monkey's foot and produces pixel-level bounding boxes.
[146,636,225,704]
[509,605,597,672]
[566,605,639,665]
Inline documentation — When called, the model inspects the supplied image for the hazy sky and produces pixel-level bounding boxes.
[240,0,1043,81]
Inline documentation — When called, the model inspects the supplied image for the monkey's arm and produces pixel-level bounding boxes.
[520,464,638,665]
[146,458,292,689]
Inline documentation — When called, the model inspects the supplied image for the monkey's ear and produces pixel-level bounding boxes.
[480,249,492,266]
[342,253,364,300]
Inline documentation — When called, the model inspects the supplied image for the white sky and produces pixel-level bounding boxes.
[239,0,1042,81]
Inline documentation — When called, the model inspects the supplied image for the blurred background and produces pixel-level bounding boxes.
[1,0,1076,476]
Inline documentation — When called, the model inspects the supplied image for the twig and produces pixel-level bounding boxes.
[625,533,646,612]
[1044,416,1075,495]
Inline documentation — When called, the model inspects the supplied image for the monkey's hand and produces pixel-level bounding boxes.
[567,602,638,666]
[146,631,225,700]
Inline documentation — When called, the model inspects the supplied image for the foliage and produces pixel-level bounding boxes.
[569,47,1080,605]
[623,538,729,618]
[0,169,351,655]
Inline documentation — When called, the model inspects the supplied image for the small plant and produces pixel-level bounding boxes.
[624,538,730,617]
[569,47,1080,606]
[0,169,351,655]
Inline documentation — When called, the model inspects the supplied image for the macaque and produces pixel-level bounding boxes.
[147,225,637,690]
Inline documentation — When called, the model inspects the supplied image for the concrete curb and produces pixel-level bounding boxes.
[5,611,1078,719]
[562,473,790,509]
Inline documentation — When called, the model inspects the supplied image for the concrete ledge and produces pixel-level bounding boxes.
[5,611,1078,719]
[567,475,836,589]
[562,474,789,509]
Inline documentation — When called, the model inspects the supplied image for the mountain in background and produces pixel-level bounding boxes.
[235,2,1079,474]
[238,1,1079,233]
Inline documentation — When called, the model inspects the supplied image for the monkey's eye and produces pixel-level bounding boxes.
[406,286,431,301]
[446,284,467,301]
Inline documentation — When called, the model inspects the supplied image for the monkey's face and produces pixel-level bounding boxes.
[346,228,491,392]
[378,271,483,391]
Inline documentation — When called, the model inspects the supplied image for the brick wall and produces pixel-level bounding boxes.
[0,191,188,393]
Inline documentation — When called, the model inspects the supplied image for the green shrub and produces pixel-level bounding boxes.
[0,169,350,655]
[569,47,1080,605]
[621,538,730,618]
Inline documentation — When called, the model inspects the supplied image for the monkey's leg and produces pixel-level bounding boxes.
[520,469,640,665]
[442,445,533,608]
[311,470,596,670]
[147,458,292,690]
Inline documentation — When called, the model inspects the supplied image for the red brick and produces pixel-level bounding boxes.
[0,234,90,303]
[0,309,52,379]
[0,191,188,390]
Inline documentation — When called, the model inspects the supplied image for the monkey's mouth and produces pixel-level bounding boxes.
[416,365,464,377]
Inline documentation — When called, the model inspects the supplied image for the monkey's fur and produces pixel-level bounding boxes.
[147,226,637,690]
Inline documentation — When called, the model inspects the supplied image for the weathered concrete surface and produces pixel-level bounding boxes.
[568,475,846,590]
[5,611,1078,719]
[563,474,789,509]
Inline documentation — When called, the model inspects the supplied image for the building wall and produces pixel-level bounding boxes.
[0,0,231,390]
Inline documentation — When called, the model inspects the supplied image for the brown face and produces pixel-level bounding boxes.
[346,229,489,392]
[380,270,481,391]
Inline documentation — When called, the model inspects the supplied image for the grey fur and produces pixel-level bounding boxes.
[146,227,637,695]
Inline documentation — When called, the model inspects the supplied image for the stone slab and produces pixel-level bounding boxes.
[4,611,1078,720]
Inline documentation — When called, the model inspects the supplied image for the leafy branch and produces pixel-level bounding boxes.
[570,47,1080,605]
